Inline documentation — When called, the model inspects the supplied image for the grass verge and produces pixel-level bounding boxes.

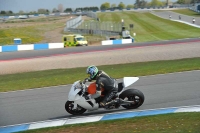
[98,11,200,42]
[0,57,200,92]
[18,112,200,133]
[0,17,65,45]
[171,9,200,17]
[0,23,64,45]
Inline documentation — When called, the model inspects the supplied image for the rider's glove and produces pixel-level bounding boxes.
[83,78,92,83]
[85,94,91,100]
[87,78,92,82]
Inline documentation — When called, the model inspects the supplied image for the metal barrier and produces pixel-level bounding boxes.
[65,15,83,29]
[64,14,122,36]
[67,28,120,36]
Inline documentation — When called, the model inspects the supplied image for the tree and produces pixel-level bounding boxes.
[118,2,126,9]
[58,4,64,12]
[150,0,164,6]
[177,0,185,4]
[91,6,99,11]
[38,9,48,14]
[111,4,116,8]
[52,8,57,13]
[190,0,200,4]
[0,11,6,14]
[8,10,13,14]
[140,0,148,8]
[100,2,110,10]
[19,10,24,14]
[83,7,89,11]
[126,4,134,9]
[134,0,148,8]
[185,0,192,4]
[64,8,73,12]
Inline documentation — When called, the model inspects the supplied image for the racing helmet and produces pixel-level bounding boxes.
[86,65,98,79]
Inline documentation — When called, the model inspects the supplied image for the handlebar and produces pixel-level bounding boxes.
[83,78,91,84]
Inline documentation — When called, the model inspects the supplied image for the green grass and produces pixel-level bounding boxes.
[0,20,64,45]
[0,57,200,92]
[18,112,200,133]
[1,11,200,45]
[98,11,200,42]
[171,9,200,17]
[0,26,43,45]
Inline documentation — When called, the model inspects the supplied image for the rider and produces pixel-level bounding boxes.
[85,65,119,108]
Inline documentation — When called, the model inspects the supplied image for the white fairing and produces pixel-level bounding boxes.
[123,77,139,87]
[68,81,99,110]
[68,81,82,101]
[76,97,99,110]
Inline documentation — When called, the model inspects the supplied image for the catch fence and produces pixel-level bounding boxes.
[64,15,122,36]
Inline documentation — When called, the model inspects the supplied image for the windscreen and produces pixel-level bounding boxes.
[76,37,85,41]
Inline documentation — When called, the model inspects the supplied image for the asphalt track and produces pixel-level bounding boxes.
[0,12,200,128]
[0,38,200,61]
[0,70,200,127]
[152,11,200,25]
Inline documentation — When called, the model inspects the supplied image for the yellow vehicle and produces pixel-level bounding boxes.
[63,34,88,47]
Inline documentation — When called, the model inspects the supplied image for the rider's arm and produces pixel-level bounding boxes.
[90,80,103,99]
[90,91,101,99]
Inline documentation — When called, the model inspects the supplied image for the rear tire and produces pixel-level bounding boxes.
[119,89,144,109]
[65,101,87,115]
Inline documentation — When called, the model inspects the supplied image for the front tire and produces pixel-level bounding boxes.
[65,101,87,115]
[119,89,144,109]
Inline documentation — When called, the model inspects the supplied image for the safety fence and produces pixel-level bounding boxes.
[64,15,83,29]
[64,17,122,36]
[188,3,200,13]
[67,28,121,36]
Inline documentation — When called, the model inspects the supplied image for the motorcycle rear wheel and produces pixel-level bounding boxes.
[119,89,144,109]
[65,101,87,115]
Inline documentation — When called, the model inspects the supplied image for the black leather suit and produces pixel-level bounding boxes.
[95,70,118,104]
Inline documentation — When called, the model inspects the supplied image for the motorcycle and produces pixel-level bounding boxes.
[65,77,144,115]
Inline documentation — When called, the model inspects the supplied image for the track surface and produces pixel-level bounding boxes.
[0,71,200,127]
[0,38,200,75]
[0,11,200,128]
[0,38,200,61]
[152,11,200,25]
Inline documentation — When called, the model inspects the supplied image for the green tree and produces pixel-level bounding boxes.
[126,4,134,8]
[111,4,116,8]
[134,0,140,8]
[135,0,148,8]
[8,10,13,14]
[0,11,6,14]
[118,2,126,9]
[150,0,164,6]
[64,8,73,12]
[100,2,110,10]
[52,8,57,13]
[19,10,24,14]
[176,0,185,4]
[190,0,200,4]
[38,9,48,14]
[140,0,148,8]
[185,0,192,4]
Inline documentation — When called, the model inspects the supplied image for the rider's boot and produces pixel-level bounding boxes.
[99,98,123,109]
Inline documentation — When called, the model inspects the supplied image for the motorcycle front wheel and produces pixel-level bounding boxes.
[119,89,144,109]
[65,101,87,115]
